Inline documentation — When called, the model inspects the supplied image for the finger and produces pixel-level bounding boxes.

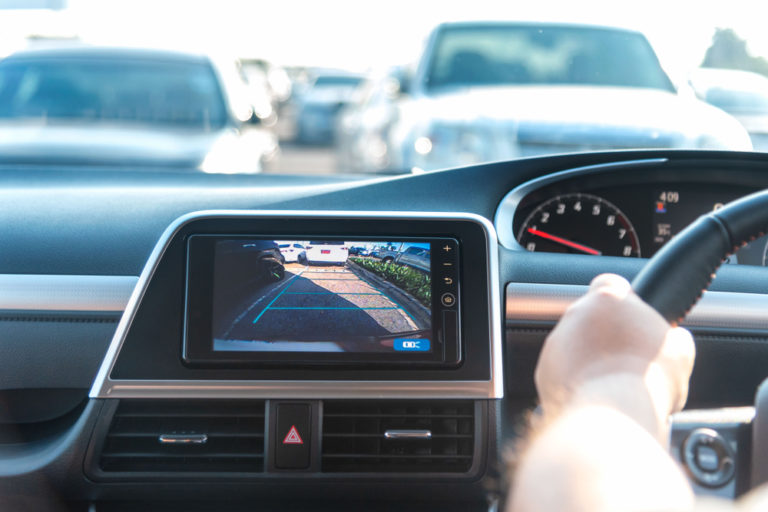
[661,327,696,412]
[664,327,696,371]
[589,273,631,297]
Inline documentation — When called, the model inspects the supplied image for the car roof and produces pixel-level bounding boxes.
[1,45,211,65]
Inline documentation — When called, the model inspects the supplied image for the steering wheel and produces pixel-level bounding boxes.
[630,189,768,490]
[632,190,768,323]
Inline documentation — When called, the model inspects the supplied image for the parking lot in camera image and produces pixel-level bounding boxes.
[212,240,432,352]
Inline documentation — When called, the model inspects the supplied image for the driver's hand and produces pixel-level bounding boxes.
[534,273,696,441]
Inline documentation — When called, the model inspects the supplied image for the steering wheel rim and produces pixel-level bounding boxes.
[631,189,768,324]
[630,189,768,492]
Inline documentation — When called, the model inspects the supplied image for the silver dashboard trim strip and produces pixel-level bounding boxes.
[90,210,503,400]
[493,158,668,249]
[0,274,137,312]
[96,380,498,399]
[507,283,768,330]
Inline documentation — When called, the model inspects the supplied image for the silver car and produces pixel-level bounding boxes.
[394,245,430,272]
[0,47,278,173]
[689,67,768,151]
[384,22,752,173]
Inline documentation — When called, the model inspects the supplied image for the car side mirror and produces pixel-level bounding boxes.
[383,77,409,100]
[397,76,410,96]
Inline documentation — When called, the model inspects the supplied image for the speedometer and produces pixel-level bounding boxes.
[517,193,641,257]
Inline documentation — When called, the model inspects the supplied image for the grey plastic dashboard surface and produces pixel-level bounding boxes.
[4,151,768,398]
[0,150,740,275]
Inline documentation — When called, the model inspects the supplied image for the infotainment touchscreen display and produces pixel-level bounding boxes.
[184,236,461,366]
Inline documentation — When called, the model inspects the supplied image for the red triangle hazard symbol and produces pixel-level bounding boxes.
[283,425,303,445]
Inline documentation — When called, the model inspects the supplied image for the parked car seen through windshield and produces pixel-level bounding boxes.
[1,1,767,175]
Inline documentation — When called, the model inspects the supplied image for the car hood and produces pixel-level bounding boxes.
[406,86,752,149]
[728,112,768,134]
[0,122,273,173]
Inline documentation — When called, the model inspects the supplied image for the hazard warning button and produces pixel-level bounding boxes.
[275,404,311,469]
[283,425,303,445]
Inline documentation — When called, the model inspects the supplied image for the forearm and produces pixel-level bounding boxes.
[508,405,694,512]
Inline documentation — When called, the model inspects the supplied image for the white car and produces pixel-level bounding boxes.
[0,47,279,174]
[387,22,752,172]
[688,67,768,151]
[278,242,306,263]
[301,241,348,265]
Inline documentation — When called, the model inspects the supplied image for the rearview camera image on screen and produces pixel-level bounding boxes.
[211,240,432,354]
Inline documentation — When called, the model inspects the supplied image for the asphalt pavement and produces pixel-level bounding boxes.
[217,263,426,351]
[265,111,338,175]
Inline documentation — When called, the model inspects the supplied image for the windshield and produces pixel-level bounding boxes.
[0,56,228,129]
[1,1,768,174]
[313,76,362,87]
[425,25,674,91]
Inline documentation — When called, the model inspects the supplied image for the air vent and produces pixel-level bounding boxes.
[321,400,475,473]
[99,400,265,473]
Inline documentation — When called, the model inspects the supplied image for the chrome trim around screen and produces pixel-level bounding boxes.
[90,210,503,400]
[507,282,768,330]
[0,274,137,312]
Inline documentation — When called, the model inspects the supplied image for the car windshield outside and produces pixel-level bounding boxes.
[313,76,363,88]
[0,53,228,129]
[1,0,768,175]
[425,24,674,91]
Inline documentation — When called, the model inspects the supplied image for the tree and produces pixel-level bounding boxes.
[702,28,768,76]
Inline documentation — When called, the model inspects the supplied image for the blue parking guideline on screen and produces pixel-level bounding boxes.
[393,338,431,352]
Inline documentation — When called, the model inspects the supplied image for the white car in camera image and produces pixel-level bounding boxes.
[278,242,306,263]
[301,241,349,265]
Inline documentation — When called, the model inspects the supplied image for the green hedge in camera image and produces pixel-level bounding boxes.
[349,257,431,307]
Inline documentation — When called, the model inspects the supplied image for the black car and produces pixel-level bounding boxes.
[348,246,368,256]
[214,240,285,290]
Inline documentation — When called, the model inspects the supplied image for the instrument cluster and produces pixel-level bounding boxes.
[509,182,768,266]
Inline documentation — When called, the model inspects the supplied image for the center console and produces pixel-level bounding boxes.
[84,211,501,487]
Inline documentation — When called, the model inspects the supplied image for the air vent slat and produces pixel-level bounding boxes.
[321,400,475,473]
[323,454,473,460]
[324,413,473,419]
[98,400,265,474]
[101,452,261,459]
[322,433,473,439]
[107,432,265,439]
[117,412,265,418]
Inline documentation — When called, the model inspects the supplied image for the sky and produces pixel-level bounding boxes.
[2,0,768,81]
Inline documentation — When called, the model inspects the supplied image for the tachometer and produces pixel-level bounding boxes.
[517,193,641,257]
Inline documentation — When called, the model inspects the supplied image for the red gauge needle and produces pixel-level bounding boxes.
[526,228,602,255]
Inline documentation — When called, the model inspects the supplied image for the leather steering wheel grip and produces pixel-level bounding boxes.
[632,189,768,324]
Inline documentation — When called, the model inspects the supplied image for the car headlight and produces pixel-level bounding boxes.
[408,123,497,172]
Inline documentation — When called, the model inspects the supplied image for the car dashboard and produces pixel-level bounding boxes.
[3,150,768,511]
